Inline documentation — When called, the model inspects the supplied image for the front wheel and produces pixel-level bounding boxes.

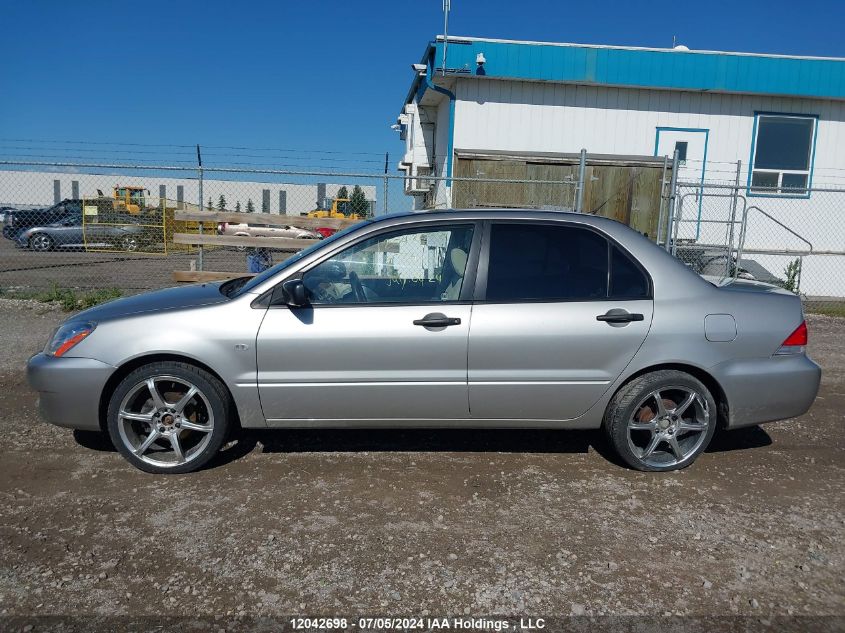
[603,370,717,472]
[120,235,140,252]
[106,361,232,474]
[29,233,54,252]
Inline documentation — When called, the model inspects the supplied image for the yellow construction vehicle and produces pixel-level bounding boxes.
[112,186,149,214]
[307,197,358,219]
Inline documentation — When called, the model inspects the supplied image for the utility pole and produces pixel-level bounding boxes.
[383,152,389,215]
[442,0,450,76]
[196,144,204,271]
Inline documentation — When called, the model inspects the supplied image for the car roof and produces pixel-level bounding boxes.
[372,208,626,229]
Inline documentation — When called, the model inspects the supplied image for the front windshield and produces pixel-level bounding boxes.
[234,221,371,296]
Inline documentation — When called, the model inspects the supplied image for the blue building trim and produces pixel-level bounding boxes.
[654,127,710,239]
[430,39,845,100]
[745,111,819,199]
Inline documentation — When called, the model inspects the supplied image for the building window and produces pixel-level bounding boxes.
[750,114,816,195]
[674,141,688,165]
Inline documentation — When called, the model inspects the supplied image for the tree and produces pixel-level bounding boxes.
[217,195,227,210]
[335,186,350,215]
[349,185,369,218]
[235,201,241,212]
[207,197,214,211]
[261,197,269,213]
[246,199,255,213]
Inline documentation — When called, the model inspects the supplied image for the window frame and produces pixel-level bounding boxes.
[474,220,653,304]
[747,112,819,199]
[270,220,483,309]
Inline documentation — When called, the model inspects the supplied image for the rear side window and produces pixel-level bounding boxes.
[610,245,649,298]
[485,223,649,301]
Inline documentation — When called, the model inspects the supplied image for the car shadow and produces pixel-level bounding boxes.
[75,423,774,470]
[706,425,772,452]
[72,429,117,452]
[208,427,610,470]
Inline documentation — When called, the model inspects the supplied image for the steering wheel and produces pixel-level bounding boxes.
[348,271,367,303]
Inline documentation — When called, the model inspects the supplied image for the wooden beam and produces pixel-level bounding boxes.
[172,270,255,283]
[174,210,362,230]
[172,232,316,249]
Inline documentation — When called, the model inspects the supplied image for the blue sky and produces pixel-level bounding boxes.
[2,0,843,172]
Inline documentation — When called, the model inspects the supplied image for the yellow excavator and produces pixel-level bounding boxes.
[307,197,366,220]
[93,186,150,214]
[113,186,149,214]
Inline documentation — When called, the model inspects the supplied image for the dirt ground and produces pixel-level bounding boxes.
[0,298,843,631]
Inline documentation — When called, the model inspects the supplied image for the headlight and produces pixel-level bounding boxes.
[45,321,97,357]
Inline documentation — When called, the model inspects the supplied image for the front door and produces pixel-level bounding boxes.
[256,222,478,424]
[468,221,653,421]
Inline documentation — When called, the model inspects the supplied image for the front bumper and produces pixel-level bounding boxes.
[710,353,822,428]
[27,353,116,431]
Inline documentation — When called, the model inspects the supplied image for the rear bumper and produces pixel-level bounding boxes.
[710,354,821,429]
[27,353,116,431]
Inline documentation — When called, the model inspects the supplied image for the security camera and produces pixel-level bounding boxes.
[412,63,427,72]
[476,52,486,65]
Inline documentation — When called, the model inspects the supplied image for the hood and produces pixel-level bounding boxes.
[74,283,230,322]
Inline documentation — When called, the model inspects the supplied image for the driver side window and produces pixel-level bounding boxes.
[302,224,474,305]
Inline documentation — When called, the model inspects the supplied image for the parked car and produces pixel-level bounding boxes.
[27,209,820,474]
[0,206,18,225]
[217,222,320,250]
[16,213,152,252]
[3,199,82,241]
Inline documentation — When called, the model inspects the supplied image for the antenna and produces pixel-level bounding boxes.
[672,35,677,48]
[442,0,450,77]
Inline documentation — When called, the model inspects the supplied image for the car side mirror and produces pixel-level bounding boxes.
[281,279,309,308]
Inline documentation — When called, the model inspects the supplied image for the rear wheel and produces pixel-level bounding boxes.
[29,233,54,252]
[106,361,232,474]
[603,370,717,471]
[120,235,139,252]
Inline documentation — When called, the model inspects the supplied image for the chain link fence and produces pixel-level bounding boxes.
[1,158,843,316]
[669,181,845,316]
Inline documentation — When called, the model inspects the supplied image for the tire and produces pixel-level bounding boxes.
[106,361,232,474]
[120,235,139,252]
[603,370,717,472]
[29,233,54,252]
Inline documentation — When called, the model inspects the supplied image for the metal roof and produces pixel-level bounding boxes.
[409,36,845,101]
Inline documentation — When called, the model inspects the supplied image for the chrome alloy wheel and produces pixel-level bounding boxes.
[626,386,710,468]
[29,233,53,251]
[116,375,214,468]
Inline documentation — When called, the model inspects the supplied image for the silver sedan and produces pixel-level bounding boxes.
[28,210,821,473]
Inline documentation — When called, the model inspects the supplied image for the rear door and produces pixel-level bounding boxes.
[468,221,653,420]
[256,221,479,423]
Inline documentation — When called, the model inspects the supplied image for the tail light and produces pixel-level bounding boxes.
[775,320,807,355]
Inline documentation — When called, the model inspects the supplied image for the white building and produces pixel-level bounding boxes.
[396,36,845,296]
[0,170,375,217]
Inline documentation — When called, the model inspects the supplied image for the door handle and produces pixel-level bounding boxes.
[596,311,644,324]
[413,313,462,328]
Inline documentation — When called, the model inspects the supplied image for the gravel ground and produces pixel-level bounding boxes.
[0,298,843,632]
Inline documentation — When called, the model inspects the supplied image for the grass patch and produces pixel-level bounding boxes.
[805,302,845,318]
[0,285,123,311]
